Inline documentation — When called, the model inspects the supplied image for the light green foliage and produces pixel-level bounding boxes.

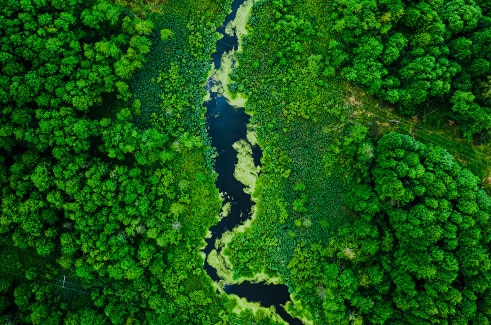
[213,52,250,108]
[160,28,174,41]
[233,139,260,194]
[226,0,254,40]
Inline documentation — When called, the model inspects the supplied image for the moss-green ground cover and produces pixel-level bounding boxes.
[217,1,358,322]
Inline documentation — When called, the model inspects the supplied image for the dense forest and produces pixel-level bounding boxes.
[0,0,279,323]
[325,0,491,139]
[1,0,490,324]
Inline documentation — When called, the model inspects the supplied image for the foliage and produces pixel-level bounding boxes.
[324,0,491,138]
[321,132,491,323]
[0,0,258,323]
[4,0,487,322]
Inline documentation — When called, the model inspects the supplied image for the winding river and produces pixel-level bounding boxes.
[202,0,302,324]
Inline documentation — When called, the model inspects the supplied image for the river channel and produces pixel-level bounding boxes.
[202,0,302,324]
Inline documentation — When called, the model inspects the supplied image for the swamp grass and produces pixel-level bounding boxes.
[219,0,352,311]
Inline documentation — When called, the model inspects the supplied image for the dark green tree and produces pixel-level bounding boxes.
[327,133,491,323]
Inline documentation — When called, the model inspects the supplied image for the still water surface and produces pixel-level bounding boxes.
[202,0,302,324]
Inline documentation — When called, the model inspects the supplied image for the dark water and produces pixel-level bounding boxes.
[203,95,253,282]
[210,0,241,70]
[202,1,302,324]
[225,283,301,325]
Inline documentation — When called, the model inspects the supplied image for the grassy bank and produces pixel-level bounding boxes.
[218,1,356,322]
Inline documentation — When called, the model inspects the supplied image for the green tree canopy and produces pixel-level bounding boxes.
[329,133,491,323]
[325,0,491,137]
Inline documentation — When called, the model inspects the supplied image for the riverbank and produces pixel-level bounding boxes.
[220,1,353,323]
[201,0,306,323]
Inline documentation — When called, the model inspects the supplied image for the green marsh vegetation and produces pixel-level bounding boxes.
[221,0,360,322]
[221,0,491,323]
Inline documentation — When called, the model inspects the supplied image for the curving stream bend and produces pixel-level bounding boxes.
[202,0,302,324]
